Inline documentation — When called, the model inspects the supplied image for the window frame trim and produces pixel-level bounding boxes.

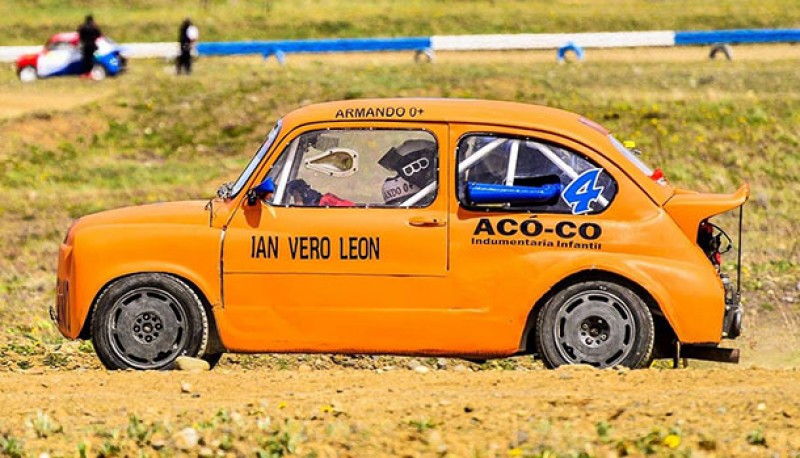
[263,125,444,209]
[454,131,618,215]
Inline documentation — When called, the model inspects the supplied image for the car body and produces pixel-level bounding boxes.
[53,99,749,370]
[16,32,126,82]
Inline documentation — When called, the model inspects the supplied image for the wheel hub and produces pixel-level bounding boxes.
[580,317,610,347]
[106,286,187,369]
[553,290,636,367]
[132,311,164,344]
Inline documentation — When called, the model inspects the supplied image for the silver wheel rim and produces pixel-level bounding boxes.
[106,287,188,369]
[552,290,636,368]
[90,66,106,80]
[19,67,37,82]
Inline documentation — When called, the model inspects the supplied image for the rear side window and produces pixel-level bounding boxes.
[457,134,617,214]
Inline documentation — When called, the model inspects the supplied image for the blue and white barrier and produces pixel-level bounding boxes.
[432,31,675,51]
[0,45,39,62]
[674,28,800,45]
[197,37,431,57]
[1,29,798,63]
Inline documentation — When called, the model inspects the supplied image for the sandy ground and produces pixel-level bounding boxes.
[0,366,799,456]
[1,44,798,456]
[0,86,114,120]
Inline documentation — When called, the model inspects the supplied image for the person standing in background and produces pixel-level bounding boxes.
[77,15,101,76]
[177,18,199,75]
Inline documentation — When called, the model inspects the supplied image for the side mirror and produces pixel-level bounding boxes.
[246,177,275,206]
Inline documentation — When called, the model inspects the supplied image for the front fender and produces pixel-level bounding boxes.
[65,223,221,339]
[96,52,121,75]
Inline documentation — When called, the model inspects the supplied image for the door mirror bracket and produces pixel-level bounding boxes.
[246,177,275,206]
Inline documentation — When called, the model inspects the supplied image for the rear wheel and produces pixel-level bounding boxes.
[89,64,107,81]
[18,66,37,83]
[536,280,654,369]
[91,273,210,370]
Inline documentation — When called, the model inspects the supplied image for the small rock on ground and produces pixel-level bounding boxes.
[173,427,200,450]
[175,356,210,372]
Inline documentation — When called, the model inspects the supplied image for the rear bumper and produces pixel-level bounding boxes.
[681,344,740,364]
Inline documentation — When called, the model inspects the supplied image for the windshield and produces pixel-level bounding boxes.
[229,120,282,197]
[609,135,654,177]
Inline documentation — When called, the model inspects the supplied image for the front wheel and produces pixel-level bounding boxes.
[18,65,37,83]
[91,273,210,370]
[536,280,654,369]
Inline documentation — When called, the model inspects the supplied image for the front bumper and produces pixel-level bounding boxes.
[54,276,70,332]
[54,240,74,338]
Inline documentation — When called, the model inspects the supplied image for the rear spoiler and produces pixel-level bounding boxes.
[665,183,749,300]
[663,183,750,240]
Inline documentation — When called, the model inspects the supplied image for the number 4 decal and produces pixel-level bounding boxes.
[561,168,605,215]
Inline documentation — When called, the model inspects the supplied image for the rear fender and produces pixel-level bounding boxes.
[518,254,724,348]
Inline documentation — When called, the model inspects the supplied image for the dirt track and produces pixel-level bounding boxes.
[0,365,798,456]
[1,44,798,456]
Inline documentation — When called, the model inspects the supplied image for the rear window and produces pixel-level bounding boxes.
[609,135,654,176]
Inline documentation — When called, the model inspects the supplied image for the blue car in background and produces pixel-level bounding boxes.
[16,32,127,82]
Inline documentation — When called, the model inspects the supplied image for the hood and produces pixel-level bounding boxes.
[664,184,749,239]
[71,200,210,235]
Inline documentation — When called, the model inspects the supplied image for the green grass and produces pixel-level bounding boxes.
[0,0,799,44]
[0,5,797,455]
[0,50,797,361]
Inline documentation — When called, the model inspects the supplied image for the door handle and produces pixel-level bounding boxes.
[408,216,446,227]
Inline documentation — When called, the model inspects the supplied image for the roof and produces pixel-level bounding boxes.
[49,32,79,44]
[279,98,674,205]
[280,98,610,148]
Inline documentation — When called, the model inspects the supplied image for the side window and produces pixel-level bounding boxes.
[265,129,438,208]
[457,134,617,214]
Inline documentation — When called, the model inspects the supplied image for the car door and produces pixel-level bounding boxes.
[220,122,451,352]
[38,41,82,77]
[446,124,629,351]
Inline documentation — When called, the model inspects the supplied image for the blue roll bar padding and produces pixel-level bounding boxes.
[467,182,562,204]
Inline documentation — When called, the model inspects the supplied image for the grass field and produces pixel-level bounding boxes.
[1,0,800,44]
[0,44,798,370]
[0,3,799,455]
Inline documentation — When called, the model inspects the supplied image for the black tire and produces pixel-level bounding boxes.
[536,280,654,369]
[91,273,210,370]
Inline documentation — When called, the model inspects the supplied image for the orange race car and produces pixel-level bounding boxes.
[53,99,749,370]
